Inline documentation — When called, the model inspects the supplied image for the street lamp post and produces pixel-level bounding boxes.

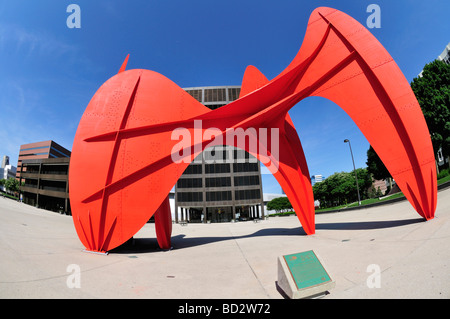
[344,139,361,206]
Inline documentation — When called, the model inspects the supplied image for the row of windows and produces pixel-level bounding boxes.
[206,191,232,202]
[23,179,67,192]
[19,152,49,157]
[206,177,231,187]
[177,175,260,189]
[185,88,241,104]
[228,88,241,101]
[235,189,261,200]
[177,189,261,203]
[205,163,230,174]
[177,192,203,202]
[233,162,259,172]
[183,162,259,175]
[186,89,202,102]
[204,88,226,102]
[20,146,49,152]
[177,178,202,188]
[183,165,202,175]
[234,175,260,186]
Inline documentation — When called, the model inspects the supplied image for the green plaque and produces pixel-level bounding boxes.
[283,250,331,290]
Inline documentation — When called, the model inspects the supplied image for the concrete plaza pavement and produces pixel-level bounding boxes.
[0,187,449,299]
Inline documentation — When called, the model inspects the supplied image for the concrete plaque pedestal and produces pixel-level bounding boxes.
[277,250,335,299]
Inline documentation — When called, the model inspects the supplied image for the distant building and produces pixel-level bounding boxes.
[419,42,449,77]
[0,155,17,193]
[263,193,287,215]
[438,42,450,65]
[371,179,388,195]
[17,141,71,214]
[1,155,10,168]
[311,175,323,186]
[418,43,450,169]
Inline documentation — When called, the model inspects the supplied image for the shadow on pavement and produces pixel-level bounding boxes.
[109,217,425,254]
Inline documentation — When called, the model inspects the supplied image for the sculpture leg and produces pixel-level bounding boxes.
[268,116,315,235]
[239,64,315,234]
[154,195,172,250]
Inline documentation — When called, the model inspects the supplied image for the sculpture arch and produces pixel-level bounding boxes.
[69,7,436,252]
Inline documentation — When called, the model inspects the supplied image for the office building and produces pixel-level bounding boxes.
[438,42,450,65]
[0,155,17,193]
[419,42,450,77]
[175,86,265,223]
[311,174,323,186]
[17,141,71,214]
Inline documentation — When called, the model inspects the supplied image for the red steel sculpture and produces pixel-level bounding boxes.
[69,7,437,253]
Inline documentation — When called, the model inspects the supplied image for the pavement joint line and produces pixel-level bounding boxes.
[226,225,271,298]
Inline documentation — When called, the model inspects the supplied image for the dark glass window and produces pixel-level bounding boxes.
[177,192,203,202]
[177,178,202,188]
[233,162,259,172]
[204,88,226,102]
[205,177,231,187]
[206,191,232,202]
[235,189,261,200]
[205,163,230,174]
[186,89,202,102]
[183,164,202,175]
[228,88,241,101]
[234,175,260,186]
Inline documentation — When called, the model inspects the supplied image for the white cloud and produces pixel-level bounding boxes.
[0,23,76,58]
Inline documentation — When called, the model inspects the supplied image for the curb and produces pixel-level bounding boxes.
[316,179,450,215]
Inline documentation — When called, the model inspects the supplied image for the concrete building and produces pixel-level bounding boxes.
[17,141,71,214]
[438,42,450,65]
[0,155,17,193]
[16,140,71,180]
[419,42,450,77]
[311,174,323,186]
[174,86,265,223]
[418,42,450,169]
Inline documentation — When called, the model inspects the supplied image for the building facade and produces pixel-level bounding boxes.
[311,174,323,186]
[0,155,17,193]
[17,141,71,214]
[16,140,71,179]
[175,86,265,223]
[438,42,450,65]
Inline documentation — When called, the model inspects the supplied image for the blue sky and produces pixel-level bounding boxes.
[0,0,448,194]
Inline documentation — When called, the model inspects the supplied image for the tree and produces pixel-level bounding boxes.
[267,196,292,213]
[410,59,450,167]
[366,145,392,192]
[366,146,391,180]
[312,169,373,208]
[4,178,20,195]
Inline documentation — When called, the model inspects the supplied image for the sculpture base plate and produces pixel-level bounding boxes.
[82,249,109,256]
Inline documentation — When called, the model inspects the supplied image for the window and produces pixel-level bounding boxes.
[235,189,261,200]
[177,178,202,188]
[233,162,259,172]
[183,164,202,175]
[177,192,203,202]
[206,177,231,187]
[228,88,241,101]
[186,89,202,102]
[206,191,232,202]
[205,163,230,174]
[234,175,260,186]
[204,88,226,102]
